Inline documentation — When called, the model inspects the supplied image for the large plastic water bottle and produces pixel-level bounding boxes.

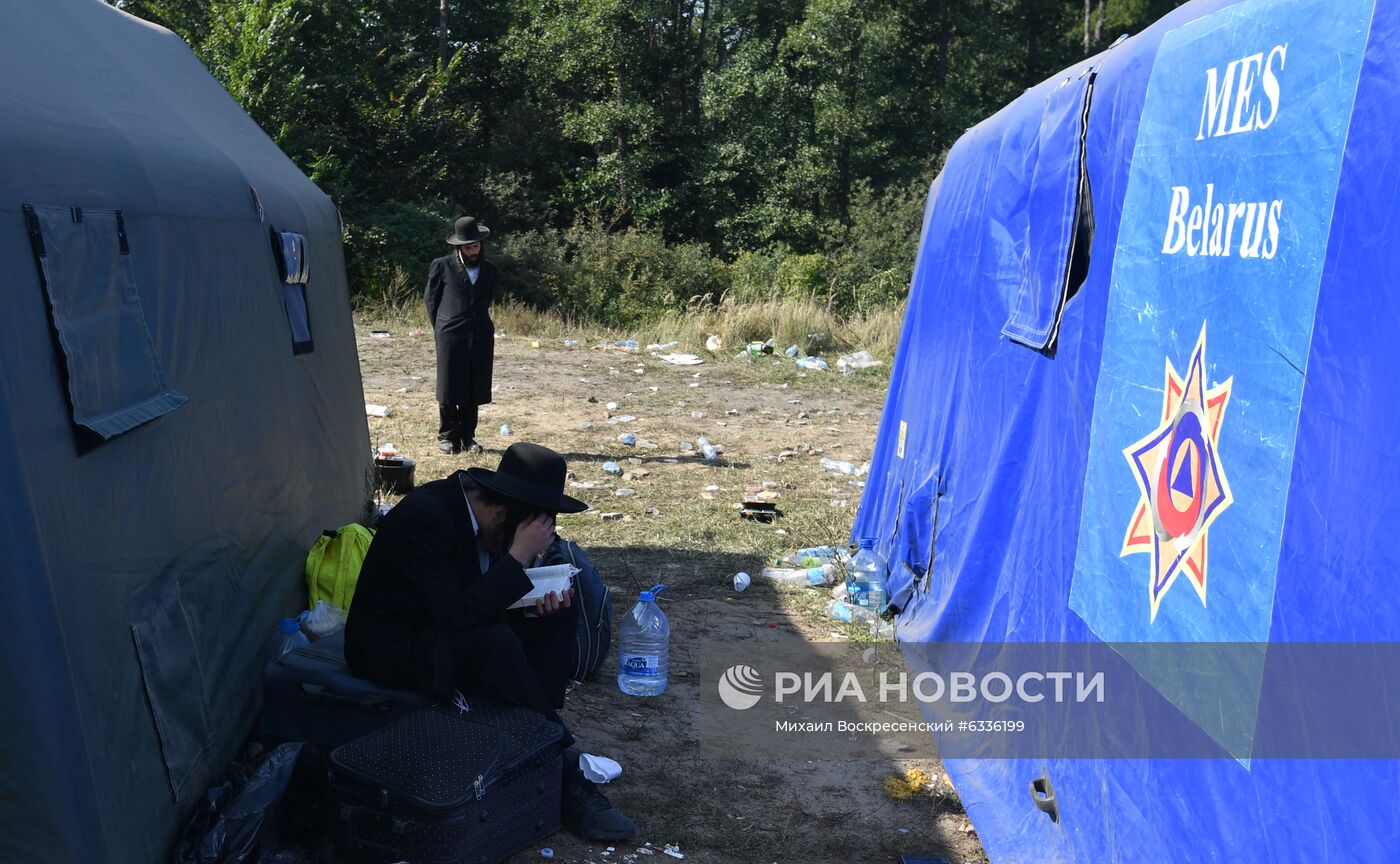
[846,541,888,615]
[618,584,669,696]
[269,616,310,665]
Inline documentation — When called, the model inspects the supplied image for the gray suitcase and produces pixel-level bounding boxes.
[261,630,432,748]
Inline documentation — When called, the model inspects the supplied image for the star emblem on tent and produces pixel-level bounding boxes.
[1121,322,1233,621]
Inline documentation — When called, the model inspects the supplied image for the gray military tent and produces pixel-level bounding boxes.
[0,1,371,861]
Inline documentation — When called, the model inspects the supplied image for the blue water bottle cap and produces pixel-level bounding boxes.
[857,537,874,549]
[278,617,301,634]
[639,583,666,603]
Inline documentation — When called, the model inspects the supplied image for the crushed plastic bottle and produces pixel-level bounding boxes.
[618,584,669,696]
[779,546,843,567]
[819,457,866,476]
[827,600,895,639]
[602,461,622,475]
[696,436,718,462]
[761,563,837,586]
[499,424,512,436]
[618,432,637,446]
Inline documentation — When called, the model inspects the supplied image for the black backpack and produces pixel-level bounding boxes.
[543,539,613,682]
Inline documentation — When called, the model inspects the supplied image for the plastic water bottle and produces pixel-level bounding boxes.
[696,437,718,462]
[618,584,669,696]
[761,563,837,586]
[827,600,895,640]
[846,540,888,615]
[269,616,309,664]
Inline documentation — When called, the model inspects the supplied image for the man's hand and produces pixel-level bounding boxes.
[533,587,573,617]
[509,512,557,566]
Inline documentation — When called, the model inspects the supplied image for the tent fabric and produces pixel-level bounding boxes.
[857,0,1400,858]
[0,2,370,862]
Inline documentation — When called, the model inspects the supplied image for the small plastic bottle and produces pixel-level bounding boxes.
[760,563,837,586]
[618,584,669,696]
[696,437,718,462]
[269,616,310,664]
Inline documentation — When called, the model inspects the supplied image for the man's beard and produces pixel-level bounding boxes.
[460,247,482,266]
[478,518,514,557]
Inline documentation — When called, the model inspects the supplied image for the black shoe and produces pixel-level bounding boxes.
[562,778,636,841]
[438,439,459,454]
[465,440,483,454]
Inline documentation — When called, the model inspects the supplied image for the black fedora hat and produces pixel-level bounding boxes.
[466,443,588,513]
[446,216,491,246]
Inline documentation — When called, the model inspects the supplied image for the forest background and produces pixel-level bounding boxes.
[112,0,1188,331]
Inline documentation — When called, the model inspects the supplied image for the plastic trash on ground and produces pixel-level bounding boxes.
[695,436,718,462]
[617,433,637,446]
[645,341,680,351]
[795,356,828,371]
[177,742,311,864]
[761,563,837,586]
[732,572,751,592]
[499,424,512,436]
[364,403,392,417]
[819,457,867,476]
[704,334,724,352]
[602,461,622,475]
[579,753,623,784]
[653,352,704,365]
[837,350,883,372]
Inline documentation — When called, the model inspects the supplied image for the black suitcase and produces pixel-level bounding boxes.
[262,630,433,748]
[328,701,565,864]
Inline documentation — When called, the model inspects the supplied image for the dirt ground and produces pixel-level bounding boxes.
[356,319,988,864]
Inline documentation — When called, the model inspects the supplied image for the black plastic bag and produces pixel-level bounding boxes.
[178,742,312,864]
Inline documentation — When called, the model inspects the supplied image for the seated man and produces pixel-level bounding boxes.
[345,442,635,841]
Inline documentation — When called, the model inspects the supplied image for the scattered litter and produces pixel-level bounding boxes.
[396,386,407,393]
[599,512,623,521]
[696,437,718,462]
[645,508,661,516]
[646,341,679,351]
[541,849,554,859]
[615,488,636,497]
[690,411,704,419]
[618,433,637,446]
[837,350,883,372]
[680,442,694,452]
[579,422,594,431]
[636,439,659,449]
[570,481,604,490]
[593,340,639,352]
[579,753,623,783]
[705,484,719,492]
[530,340,542,349]
[499,424,512,436]
[602,462,622,475]
[726,408,739,416]
[820,458,867,476]
[606,401,619,411]
[733,572,751,592]
[688,381,701,388]
[662,844,684,859]
[704,334,724,352]
[634,367,645,374]
[784,344,799,357]
[742,340,774,359]
[638,849,655,856]
[410,329,426,337]
[626,457,643,465]
[654,352,703,366]
[564,339,579,347]
[608,415,637,424]
[795,356,829,371]
[365,403,392,417]
[370,330,391,339]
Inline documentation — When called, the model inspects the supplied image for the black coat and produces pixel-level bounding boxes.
[344,473,533,698]
[425,253,497,406]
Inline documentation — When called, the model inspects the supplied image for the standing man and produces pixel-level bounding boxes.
[427,216,497,454]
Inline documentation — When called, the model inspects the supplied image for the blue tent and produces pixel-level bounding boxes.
[855,0,1400,857]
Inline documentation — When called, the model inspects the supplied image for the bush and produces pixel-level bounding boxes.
[343,200,454,307]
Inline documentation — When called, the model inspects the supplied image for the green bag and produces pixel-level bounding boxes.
[305,523,374,611]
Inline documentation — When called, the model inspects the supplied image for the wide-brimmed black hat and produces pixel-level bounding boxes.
[446,216,491,246]
[467,443,588,513]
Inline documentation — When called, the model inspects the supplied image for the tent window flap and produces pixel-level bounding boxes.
[1002,70,1096,351]
[24,204,186,439]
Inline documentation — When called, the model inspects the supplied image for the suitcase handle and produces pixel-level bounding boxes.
[300,682,394,714]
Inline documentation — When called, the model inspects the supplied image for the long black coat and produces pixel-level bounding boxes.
[344,474,533,698]
[425,253,497,406]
